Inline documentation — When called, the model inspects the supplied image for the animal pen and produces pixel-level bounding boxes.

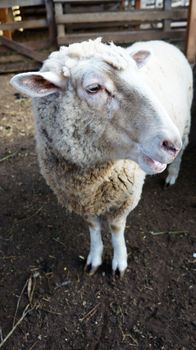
[0,1,196,350]
[0,0,195,73]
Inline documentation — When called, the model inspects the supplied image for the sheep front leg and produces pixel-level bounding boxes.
[84,216,103,275]
[165,150,183,186]
[165,132,189,186]
[108,215,128,277]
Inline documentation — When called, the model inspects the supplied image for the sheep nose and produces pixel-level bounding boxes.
[162,139,180,157]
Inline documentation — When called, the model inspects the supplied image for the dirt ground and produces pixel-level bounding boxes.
[0,72,195,350]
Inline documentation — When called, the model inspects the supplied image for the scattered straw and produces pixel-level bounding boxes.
[20,207,43,223]
[79,303,100,322]
[12,279,28,328]
[52,237,66,249]
[0,272,40,348]
[120,325,138,346]
[0,152,17,163]
[150,230,188,236]
[28,340,40,350]
[0,304,34,349]
[0,328,3,343]
[0,256,17,260]
[27,273,38,305]
[39,308,62,316]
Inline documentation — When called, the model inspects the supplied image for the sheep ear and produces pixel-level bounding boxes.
[131,50,151,68]
[10,71,67,98]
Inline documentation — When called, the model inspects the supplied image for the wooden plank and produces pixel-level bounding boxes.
[55,3,65,38]
[120,0,126,10]
[164,0,172,31]
[0,39,51,50]
[0,0,45,8]
[58,29,186,45]
[186,0,196,63]
[55,9,188,25]
[135,0,141,10]
[62,21,141,30]
[0,53,23,63]
[0,19,48,31]
[54,0,115,3]
[0,37,47,63]
[134,0,141,30]
[45,0,57,45]
[63,4,110,14]
[0,8,12,39]
[23,39,51,49]
[19,7,46,17]
[0,61,41,74]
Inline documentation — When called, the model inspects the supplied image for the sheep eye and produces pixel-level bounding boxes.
[86,84,101,94]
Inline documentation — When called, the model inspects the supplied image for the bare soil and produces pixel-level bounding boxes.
[0,73,195,350]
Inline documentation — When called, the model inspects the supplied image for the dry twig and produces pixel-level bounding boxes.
[28,340,40,350]
[0,256,17,260]
[79,303,100,322]
[39,308,62,316]
[120,324,138,346]
[0,328,3,343]
[20,207,43,223]
[27,273,38,305]
[0,304,34,349]
[0,271,39,348]
[52,237,66,249]
[12,279,28,327]
[0,152,17,163]
[150,230,187,236]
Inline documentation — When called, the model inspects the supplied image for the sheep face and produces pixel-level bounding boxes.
[10,40,182,174]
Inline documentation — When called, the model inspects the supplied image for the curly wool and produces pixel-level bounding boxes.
[41,38,136,78]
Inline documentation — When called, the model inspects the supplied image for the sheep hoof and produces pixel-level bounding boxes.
[165,174,177,187]
[112,268,126,279]
[119,269,126,279]
[84,263,99,276]
[112,256,127,278]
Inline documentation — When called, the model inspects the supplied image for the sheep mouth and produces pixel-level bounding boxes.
[142,154,167,173]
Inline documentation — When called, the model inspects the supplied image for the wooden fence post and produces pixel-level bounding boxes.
[45,0,57,45]
[135,0,141,10]
[164,0,172,32]
[0,8,12,39]
[186,0,196,64]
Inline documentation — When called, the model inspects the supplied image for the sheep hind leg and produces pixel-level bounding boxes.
[108,215,128,278]
[165,132,189,186]
[84,215,103,275]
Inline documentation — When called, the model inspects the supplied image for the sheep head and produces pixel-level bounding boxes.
[10,38,181,174]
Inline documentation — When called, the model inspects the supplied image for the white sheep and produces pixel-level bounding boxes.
[10,39,193,277]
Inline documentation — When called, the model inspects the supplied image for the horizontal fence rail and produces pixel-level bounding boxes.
[0,19,48,31]
[57,29,186,45]
[55,9,188,24]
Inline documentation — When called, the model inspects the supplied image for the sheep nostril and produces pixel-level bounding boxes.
[162,140,178,155]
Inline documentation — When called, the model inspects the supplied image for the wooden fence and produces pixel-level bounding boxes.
[54,0,188,46]
[0,0,55,45]
[186,0,196,63]
[0,0,56,72]
[0,0,195,72]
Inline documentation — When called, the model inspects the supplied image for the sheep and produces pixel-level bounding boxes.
[10,38,193,277]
